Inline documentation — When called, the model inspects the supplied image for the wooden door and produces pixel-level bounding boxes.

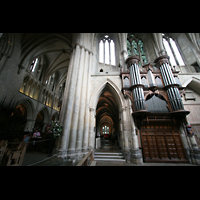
[141,122,188,163]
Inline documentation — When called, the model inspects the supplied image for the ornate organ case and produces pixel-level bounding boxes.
[121,55,190,162]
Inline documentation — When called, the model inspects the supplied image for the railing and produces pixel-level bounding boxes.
[76,151,96,166]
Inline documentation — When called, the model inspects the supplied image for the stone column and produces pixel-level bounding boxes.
[88,108,96,150]
[68,46,85,154]
[82,51,92,152]
[59,48,75,126]
[60,44,81,151]
[121,107,129,151]
[76,49,90,152]
[130,114,143,164]
[152,33,167,56]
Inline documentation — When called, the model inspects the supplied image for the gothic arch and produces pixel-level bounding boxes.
[36,106,50,124]
[51,110,59,121]
[89,78,126,111]
[16,98,35,120]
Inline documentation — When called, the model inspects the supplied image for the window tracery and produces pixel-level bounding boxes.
[127,33,148,66]
[102,125,109,134]
[162,34,185,67]
[99,35,116,65]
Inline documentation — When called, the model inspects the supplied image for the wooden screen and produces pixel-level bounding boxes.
[140,122,188,163]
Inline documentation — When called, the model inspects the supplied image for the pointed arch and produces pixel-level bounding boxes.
[89,78,125,111]
[16,98,35,120]
[36,106,50,124]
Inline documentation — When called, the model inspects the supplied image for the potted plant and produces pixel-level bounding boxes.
[46,120,63,156]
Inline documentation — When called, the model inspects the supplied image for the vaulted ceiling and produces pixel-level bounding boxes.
[20,33,72,93]
[96,89,119,130]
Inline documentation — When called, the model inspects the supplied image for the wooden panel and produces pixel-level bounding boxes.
[141,123,188,163]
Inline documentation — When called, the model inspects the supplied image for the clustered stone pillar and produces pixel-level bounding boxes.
[125,55,146,111]
[59,43,92,155]
[154,55,184,111]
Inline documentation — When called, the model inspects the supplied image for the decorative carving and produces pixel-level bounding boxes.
[125,55,140,68]
[154,55,170,68]
[142,63,153,72]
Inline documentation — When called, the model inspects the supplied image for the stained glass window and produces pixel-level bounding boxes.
[127,34,148,66]
[102,125,109,134]
[138,40,148,64]
[127,40,131,57]
[132,40,139,56]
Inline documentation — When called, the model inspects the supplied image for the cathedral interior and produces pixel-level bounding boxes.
[0,33,200,166]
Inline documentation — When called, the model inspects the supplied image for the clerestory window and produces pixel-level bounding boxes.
[30,58,38,72]
[99,35,116,65]
[162,34,185,67]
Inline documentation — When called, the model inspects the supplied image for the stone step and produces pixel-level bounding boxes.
[94,158,126,162]
[94,155,124,159]
[94,151,125,162]
[95,152,123,155]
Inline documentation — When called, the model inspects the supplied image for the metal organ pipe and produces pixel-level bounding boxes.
[135,63,141,84]
[155,55,186,112]
[162,63,171,85]
[167,88,175,110]
[160,65,169,86]
[164,63,176,84]
[160,66,167,86]
[131,64,136,85]
[162,63,172,86]
[126,56,147,112]
[129,65,134,85]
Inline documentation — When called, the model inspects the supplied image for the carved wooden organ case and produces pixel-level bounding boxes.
[120,55,190,128]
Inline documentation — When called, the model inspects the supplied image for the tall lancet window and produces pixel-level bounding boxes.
[162,34,185,67]
[99,35,116,65]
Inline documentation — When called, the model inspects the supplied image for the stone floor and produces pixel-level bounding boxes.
[2,139,196,166]
[22,152,50,166]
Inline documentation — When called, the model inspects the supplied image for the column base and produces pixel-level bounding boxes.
[130,149,143,164]
[124,148,143,164]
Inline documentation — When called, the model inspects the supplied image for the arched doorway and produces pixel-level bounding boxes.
[89,78,127,151]
[96,88,120,149]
